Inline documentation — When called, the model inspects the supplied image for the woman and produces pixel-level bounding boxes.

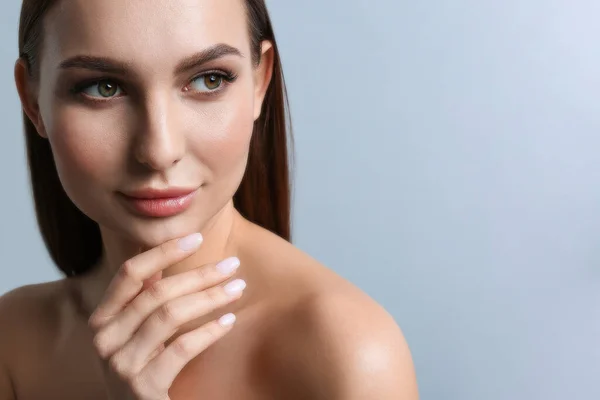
[0,0,419,398]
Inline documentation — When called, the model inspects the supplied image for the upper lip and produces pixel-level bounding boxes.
[122,187,197,199]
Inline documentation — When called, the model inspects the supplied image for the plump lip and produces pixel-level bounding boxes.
[121,187,197,199]
[118,187,199,218]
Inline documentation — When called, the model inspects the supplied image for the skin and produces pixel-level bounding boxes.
[1,0,419,398]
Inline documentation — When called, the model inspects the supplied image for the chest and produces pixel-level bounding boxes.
[13,319,274,400]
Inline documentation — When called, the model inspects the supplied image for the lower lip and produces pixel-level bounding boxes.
[120,191,197,218]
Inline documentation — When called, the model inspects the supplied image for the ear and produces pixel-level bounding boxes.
[14,58,48,138]
[253,40,275,121]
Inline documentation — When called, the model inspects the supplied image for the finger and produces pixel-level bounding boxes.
[89,233,204,330]
[132,314,237,397]
[142,271,163,291]
[113,279,245,371]
[145,346,163,365]
[94,257,240,358]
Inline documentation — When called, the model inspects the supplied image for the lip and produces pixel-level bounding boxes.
[123,187,197,199]
[119,187,198,217]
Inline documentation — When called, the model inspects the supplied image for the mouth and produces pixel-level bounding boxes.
[118,186,199,218]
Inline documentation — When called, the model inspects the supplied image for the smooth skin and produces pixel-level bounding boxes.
[0,0,419,398]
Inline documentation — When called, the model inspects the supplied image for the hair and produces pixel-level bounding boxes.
[17,0,293,277]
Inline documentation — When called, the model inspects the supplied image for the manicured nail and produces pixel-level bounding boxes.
[224,279,246,296]
[218,313,236,327]
[216,257,240,274]
[178,233,203,251]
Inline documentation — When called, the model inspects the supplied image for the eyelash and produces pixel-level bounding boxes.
[70,69,239,103]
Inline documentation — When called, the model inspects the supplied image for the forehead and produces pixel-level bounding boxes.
[42,0,249,68]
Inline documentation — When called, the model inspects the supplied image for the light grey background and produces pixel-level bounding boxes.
[1,1,598,399]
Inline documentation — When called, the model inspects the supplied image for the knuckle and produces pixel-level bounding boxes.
[109,352,131,380]
[92,332,110,359]
[158,241,171,258]
[170,335,196,360]
[128,376,148,398]
[88,312,112,332]
[146,280,169,302]
[204,321,224,342]
[88,314,101,331]
[130,374,164,399]
[205,286,227,306]
[128,381,145,399]
[128,296,147,317]
[120,259,137,281]
[193,265,210,283]
[155,302,179,325]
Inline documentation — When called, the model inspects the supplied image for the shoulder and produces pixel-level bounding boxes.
[0,280,70,362]
[0,280,67,326]
[281,288,419,399]
[0,281,69,399]
[241,220,419,398]
[249,260,418,397]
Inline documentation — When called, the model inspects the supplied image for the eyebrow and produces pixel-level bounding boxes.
[58,43,244,75]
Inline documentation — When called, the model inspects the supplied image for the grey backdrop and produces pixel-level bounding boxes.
[1,1,598,399]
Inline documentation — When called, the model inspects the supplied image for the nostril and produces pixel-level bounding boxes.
[133,139,184,171]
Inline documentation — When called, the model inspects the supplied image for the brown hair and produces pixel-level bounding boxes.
[17,0,293,277]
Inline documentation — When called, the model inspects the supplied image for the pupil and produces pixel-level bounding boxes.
[99,82,116,97]
[205,74,221,89]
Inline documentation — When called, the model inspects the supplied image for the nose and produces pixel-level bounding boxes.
[133,95,185,171]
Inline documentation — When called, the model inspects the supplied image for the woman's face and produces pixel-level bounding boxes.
[22,0,272,247]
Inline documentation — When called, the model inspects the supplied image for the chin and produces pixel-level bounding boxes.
[132,212,210,246]
[92,202,207,250]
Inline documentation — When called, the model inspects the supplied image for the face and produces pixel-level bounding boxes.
[18,0,273,247]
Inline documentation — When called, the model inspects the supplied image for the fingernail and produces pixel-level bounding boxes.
[178,233,203,251]
[219,313,236,327]
[224,279,246,296]
[216,257,240,274]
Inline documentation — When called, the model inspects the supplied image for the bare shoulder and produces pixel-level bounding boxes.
[242,222,419,399]
[0,280,70,360]
[283,289,419,399]
[264,287,419,399]
[0,280,71,399]
[0,280,68,324]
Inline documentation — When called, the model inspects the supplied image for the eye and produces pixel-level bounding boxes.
[81,80,123,98]
[188,73,226,92]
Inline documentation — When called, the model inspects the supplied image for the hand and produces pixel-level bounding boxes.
[88,233,245,400]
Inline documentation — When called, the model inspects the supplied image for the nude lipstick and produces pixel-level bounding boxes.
[119,187,197,218]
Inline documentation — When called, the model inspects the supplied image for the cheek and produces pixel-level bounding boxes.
[42,104,126,195]
[190,93,256,180]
